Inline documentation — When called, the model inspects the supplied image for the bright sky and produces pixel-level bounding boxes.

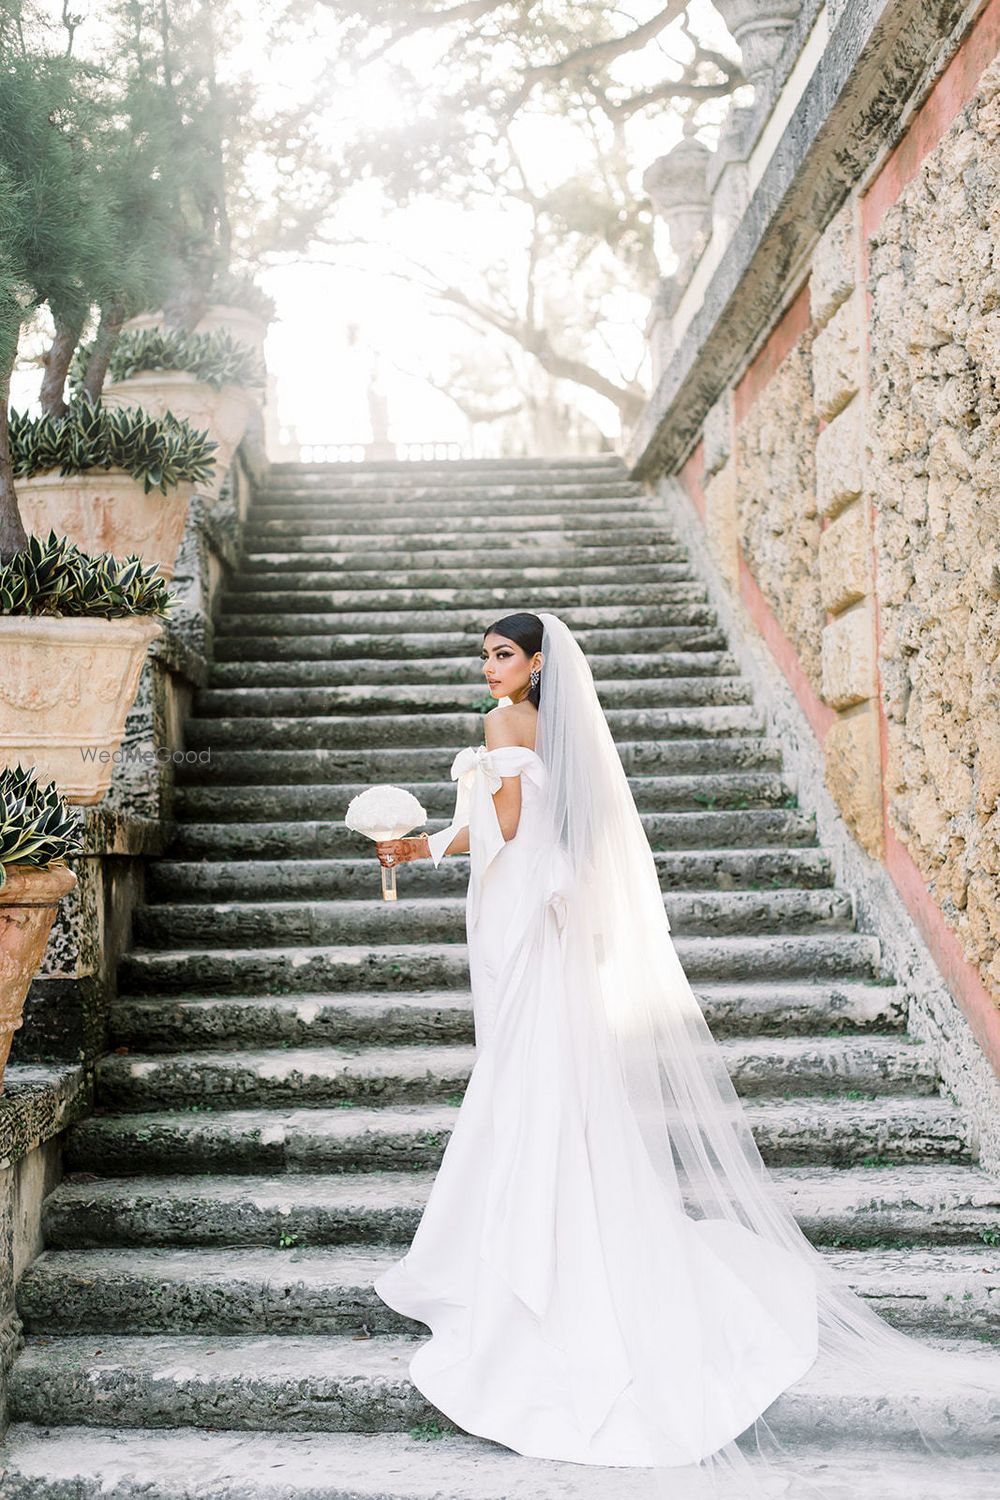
[14,1,741,458]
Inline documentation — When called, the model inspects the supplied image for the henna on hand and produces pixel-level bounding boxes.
[375,834,430,867]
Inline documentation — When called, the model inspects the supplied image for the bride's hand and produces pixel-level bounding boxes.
[375,835,430,867]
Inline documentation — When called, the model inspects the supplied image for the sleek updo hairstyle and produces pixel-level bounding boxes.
[483,612,544,708]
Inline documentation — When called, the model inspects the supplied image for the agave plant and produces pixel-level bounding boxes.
[208,270,277,323]
[71,325,266,392]
[0,530,174,618]
[0,763,84,892]
[9,396,218,496]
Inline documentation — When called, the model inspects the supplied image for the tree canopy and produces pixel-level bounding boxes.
[268,0,742,436]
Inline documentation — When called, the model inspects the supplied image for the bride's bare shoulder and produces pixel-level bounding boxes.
[484,702,537,752]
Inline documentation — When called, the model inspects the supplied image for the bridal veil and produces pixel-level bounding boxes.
[529,609,999,1498]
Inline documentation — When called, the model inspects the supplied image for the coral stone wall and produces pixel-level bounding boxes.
[867,53,1000,998]
[670,14,1000,1078]
[734,326,823,690]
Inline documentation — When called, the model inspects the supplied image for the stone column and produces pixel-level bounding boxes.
[713,0,803,87]
[642,135,712,289]
[709,105,753,243]
[645,276,682,386]
[811,198,884,858]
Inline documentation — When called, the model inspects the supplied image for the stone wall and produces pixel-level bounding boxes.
[867,52,1000,999]
[629,0,1000,1140]
[734,321,822,692]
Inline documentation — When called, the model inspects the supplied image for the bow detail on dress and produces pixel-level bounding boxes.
[426,744,545,926]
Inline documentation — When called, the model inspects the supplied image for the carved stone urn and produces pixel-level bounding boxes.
[14,472,195,581]
[123,305,269,366]
[0,862,77,1091]
[642,136,712,283]
[713,1,802,86]
[0,614,164,804]
[196,305,269,368]
[102,370,256,505]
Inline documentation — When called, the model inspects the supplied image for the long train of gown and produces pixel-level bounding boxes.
[373,742,819,1468]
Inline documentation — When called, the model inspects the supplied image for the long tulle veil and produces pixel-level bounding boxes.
[532,609,999,1498]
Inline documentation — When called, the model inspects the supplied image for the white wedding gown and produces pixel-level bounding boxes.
[372,739,820,1470]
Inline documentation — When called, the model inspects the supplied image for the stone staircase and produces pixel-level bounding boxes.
[2,455,998,1498]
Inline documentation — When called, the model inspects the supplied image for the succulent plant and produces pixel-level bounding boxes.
[0,763,84,891]
[71,325,266,392]
[10,396,218,495]
[0,530,174,617]
[207,270,277,323]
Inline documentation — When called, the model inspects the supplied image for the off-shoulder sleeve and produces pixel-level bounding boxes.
[425,744,541,881]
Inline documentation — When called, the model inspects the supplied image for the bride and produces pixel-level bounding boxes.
[371,610,998,1494]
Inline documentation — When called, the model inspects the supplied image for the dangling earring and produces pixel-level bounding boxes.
[530,667,540,689]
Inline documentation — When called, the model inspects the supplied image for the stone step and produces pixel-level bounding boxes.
[106,978,908,1053]
[250,492,653,522]
[167,807,815,858]
[258,474,645,497]
[173,733,783,785]
[207,648,737,688]
[261,471,635,489]
[118,932,881,998]
[172,736,787,787]
[14,1234,999,1347]
[9,1255,998,1437]
[146,846,832,903]
[91,1036,937,1113]
[242,514,671,543]
[192,677,754,719]
[4,1425,1000,1500]
[115,928,884,997]
[218,581,709,617]
[181,706,765,751]
[131,888,856,950]
[214,603,719,639]
[239,528,674,559]
[232,560,695,590]
[267,455,629,477]
[33,1165,999,1264]
[64,1095,973,1174]
[242,541,690,571]
[172,769,797,820]
[212,623,730,661]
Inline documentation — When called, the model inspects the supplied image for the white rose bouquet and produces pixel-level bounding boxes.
[344,785,428,901]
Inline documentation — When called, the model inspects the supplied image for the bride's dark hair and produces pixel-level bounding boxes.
[483,611,543,707]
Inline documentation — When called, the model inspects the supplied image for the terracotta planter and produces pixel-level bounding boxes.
[0,862,78,1092]
[15,471,194,581]
[0,614,163,804]
[103,370,256,503]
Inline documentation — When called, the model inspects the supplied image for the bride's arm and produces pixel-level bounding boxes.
[375,826,468,865]
[375,707,525,868]
[483,708,524,842]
